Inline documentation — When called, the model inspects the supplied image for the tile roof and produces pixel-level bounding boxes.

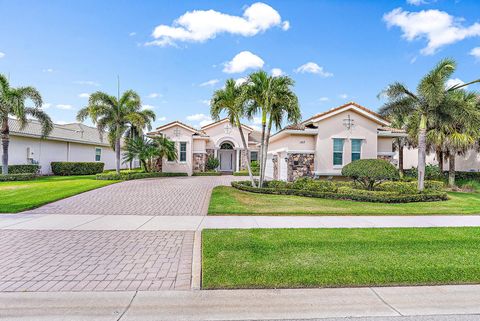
[378,126,406,133]
[201,118,255,132]
[8,118,110,146]
[304,102,389,124]
[153,120,201,134]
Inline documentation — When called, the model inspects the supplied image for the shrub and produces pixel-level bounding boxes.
[192,171,222,176]
[51,162,104,176]
[377,181,418,195]
[424,180,444,191]
[250,160,259,171]
[342,159,399,190]
[231,181,448,203]
[291,177,311,189]
[206,157,220,171]
[405,164,446,181]
[266,180,291,189]
[0,173,37,181]
[8,164,40,174]
[454,171,480,181]
[233,169,259,176]
[96,171,188,180]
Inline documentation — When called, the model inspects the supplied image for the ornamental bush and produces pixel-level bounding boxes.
[342,159,399,190]
[266,180,291,189]
[8,164,40,174]
[0,173,37,181]
[96,171,188,180]
[377,181,418,195]
[206,157,220,171]
[51,162,105,176]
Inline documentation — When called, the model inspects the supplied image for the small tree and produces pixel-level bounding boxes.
[206,156,220,171]
[342,159,399,191]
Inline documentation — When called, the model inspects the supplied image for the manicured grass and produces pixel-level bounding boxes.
[208,186,480,215]
[202,227,480,289]
[0,175,119,213]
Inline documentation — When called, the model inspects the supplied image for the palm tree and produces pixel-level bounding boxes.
[0,74,53,174]
[211,79,256,186]
[384,112,411,178]
[122,135,177,172]
[77,90,155,174]
[243,70,301,187]
[379,58,479,191]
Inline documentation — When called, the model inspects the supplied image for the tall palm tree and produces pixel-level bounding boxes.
[384,111,411,178]
[151,135,177,172]
[211,79,256,186]
[243,70,301,187]
[0,74,53,174]
[379,58,479,191]
[77,90,155,174]
[122,135,176,172]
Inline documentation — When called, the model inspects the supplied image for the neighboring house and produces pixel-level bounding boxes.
[398,147,480,172]
[264,102,401,181]
[148,119,260,176]
[2,118,128,174]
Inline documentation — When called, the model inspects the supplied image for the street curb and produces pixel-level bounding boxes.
[191,230,202,290]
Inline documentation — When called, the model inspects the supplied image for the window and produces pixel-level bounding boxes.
[250,151,258,162]
[95,148,102,162]
[351,139,362,161]
[333,138,344,166]
[179,142,187,162]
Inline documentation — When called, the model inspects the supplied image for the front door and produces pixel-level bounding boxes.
[219,150,234,171]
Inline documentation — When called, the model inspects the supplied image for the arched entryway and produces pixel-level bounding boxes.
[218,141,235,172]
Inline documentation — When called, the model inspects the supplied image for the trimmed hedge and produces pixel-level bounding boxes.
[96,171,188,181]
[51,162,105,176]
[342,159,399,190]
[8,164,40,174]
[192,171,222,176]
[0,173,37,181]
[233,170,260,176]
[232,181,448,203]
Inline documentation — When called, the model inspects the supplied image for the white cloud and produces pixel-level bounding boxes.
[199,79,219,87]
[41,103,51,110]
[295,62,333,77]
[147,93,162,98]
[252,117,262,125]
[146,2,289,46]
[56,120,68,125]
[407,0,428,5]
[0,52,5,58]
[470,47,480,59]
[42,68,54,73]
[318,97,329,102]
[339,94,348,99]
[78,93,90,98]
[223,51,264,74]
[383,8,480,55]
[186,113,210,121]
[445,78,467,89]
[56,104,73,110]
[271,68,284,77]
[74,80,100,86]
[200,99,210,106]
[129,32,137,36]
[142,104,155,110]
[157,116,167,121]
[235,77,247,86]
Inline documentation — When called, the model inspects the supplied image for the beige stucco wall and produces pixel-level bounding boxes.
[377,137,393,153]
[192,139,207,153]
[400,147,480,172]
[313,110,379,175]
[4,135,121,174]
[202,121,250,149]
[160,125,194,175]
[268,134,316,152]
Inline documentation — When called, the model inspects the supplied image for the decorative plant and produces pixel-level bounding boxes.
[342,159,399,191]
[206,156,220,171]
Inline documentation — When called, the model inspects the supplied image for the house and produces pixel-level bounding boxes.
[399,147,480,172]
[2,118,128,174]
[148,119,260,176]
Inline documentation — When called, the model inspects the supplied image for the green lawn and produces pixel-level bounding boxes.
[208,186,480,215]
[202,228,480,289]
[0,175,119,213]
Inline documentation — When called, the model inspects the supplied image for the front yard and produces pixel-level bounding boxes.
[202,227,480,289]
[0,175,119,213]
[208,186,480,215]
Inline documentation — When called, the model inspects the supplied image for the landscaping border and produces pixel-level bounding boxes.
[96,171,188,180]
[231,181,448,203]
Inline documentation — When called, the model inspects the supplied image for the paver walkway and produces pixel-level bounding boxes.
[0,230,194,292]
[23,176,238,216]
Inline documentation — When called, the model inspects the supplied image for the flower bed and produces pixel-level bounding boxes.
[96,171,188,180]
[231,179,448,203]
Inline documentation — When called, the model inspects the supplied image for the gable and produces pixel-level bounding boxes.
[305,102,390,126]
[201,118,253,133]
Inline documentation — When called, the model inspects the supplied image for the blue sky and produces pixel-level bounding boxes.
[1,0,479,130]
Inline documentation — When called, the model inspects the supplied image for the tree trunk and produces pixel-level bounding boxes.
[417,114,427,191]
[398,142,404,179]
[260,117,273,187]
[436,149,444,172]
[115,137,121,174]
[1,119,9,175]
[448,153,456,187]
[237,119,256,187]
[258,110,267,188]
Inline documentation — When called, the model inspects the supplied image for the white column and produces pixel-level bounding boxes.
[236,149,240,172]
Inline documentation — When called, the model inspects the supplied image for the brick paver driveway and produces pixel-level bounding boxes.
[0,230,193,292]
[24,175,237,216]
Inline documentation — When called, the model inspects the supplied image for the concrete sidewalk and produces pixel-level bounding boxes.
[1,284,480,320]
[2,213,480,230]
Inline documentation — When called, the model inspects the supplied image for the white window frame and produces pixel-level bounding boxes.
[250,151,258,162]
[95,147,102,162]
[179,142,187,163]
[351,139,362,162]
[333,138,344,168]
